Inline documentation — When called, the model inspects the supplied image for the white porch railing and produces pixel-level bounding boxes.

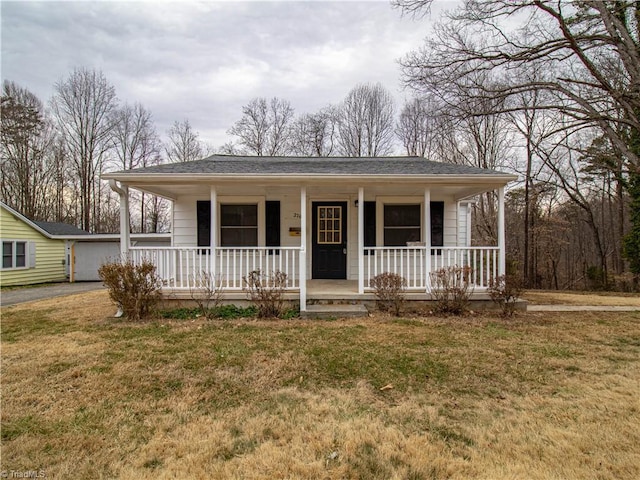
[130,245,498,293]
[364,246,499,290]
[129,247,301,290]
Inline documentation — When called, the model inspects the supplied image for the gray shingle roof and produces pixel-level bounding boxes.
[109,155,511,177]
[33,221,90,236]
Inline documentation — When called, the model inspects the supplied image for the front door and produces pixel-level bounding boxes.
[312,202,347,279]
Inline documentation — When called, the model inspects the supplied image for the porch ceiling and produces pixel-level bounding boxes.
[116,179,508,201]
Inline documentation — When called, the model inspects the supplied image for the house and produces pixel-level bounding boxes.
[0,202,86,286]
[102,155,517,311]
[0,201,171,285]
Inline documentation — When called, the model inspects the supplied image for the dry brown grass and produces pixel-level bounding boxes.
[524,289,640,306]
[1,291,639,479]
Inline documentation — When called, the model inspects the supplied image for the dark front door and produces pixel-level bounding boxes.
[312,202,347,279]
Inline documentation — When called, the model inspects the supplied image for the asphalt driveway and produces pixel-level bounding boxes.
[1,282,105,307]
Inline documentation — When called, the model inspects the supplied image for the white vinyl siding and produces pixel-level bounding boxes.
[172,192,458,282]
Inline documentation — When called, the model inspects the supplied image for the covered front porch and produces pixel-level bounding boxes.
[120,183,505,311]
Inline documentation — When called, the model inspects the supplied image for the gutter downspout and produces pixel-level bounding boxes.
[109,179,130,261]
[109,179,130,319]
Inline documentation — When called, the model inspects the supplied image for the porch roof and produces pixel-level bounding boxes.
[104,155,516,179]
[102,155,517,200]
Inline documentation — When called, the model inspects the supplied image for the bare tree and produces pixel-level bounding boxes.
[111,103,164,232]
[398,0,640,172]
[396,95,450,160]
[338,83,395,157]
[228,97,295,156]
[111,103,160,170]
[289,106,340,156]
[397,0,640,272]
[1,81,59,220]
[50,68,118,232]
[165,119,205,163]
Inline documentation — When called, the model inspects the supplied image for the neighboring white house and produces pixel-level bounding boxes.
[102,155,517,311]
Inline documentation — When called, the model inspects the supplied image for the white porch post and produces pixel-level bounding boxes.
[109,180,130,260]
[210,186,217,277]
[498,186,506,276]
[299,187,307,311]
[358,187,364,294]
[424,188,431,293]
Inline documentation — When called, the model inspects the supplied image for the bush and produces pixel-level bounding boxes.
[370,272,407,316]
[98,259,162,321]
[189,271,222,320]
[488,274,524,317]
[242,270,288,318]
[429,266,473,315]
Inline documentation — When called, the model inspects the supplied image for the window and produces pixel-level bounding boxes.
[2,240,29,269]
[317,206,343,244]
[380,202,444,247]
[220,204,258,247]
[16,242,26,267]
[384,205,421,246]
[2,242,13,269]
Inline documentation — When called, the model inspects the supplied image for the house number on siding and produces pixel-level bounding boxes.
[293,213,301,218]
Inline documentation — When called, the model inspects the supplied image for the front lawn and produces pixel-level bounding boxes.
[1,291,639,479]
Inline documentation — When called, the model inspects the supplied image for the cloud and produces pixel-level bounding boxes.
[1,0,437,148]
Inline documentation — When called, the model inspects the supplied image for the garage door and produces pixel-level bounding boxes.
[73,242,120,281]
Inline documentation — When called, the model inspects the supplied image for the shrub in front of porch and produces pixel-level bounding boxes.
[243,270,288,318]
[370,272,407,316]
[98,259,162,321]
[488,274,524,317]
[189,271,223,320]
[429,266,474,316]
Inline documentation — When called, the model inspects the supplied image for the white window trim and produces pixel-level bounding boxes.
[1,239,35,270]
[375,196,423,247]
[217,196,265,247]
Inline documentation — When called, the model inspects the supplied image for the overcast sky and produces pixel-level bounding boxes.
[2,0,451,150]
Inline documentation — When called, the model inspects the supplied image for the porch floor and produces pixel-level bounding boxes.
[162,279,492,303]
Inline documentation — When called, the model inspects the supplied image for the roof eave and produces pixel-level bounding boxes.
[102,172,518,185]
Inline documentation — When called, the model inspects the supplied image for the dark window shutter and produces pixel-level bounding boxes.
[364,201,376,252]
[266,201,280,253]
[197,201,211,247]
[430,201,444,247]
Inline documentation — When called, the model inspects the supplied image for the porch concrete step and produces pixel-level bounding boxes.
[301,304,370,319]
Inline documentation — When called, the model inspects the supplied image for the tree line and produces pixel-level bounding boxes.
[2,0,638,290]
[393,0,639,290]
[1,72,404,235]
